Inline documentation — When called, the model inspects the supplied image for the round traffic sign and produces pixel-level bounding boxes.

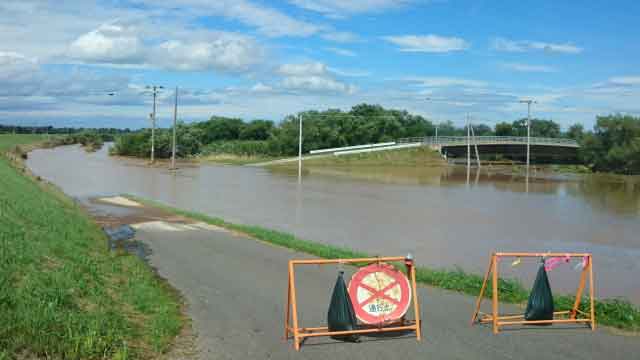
[347,263,411,324]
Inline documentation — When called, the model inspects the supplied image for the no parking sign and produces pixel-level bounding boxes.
[348,262,412,324]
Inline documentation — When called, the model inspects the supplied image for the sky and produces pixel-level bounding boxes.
[1,0,639,130]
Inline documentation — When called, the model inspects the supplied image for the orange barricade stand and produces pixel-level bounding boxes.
[471,252,596,334]
[284,256,422,351]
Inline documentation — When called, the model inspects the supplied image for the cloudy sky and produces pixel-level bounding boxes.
[1,0,639,129]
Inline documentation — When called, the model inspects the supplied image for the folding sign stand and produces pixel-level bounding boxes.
[471,252,595,334]
[284,256,422,351]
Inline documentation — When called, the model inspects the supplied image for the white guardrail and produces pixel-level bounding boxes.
[309,141,396,155]
[334,142,422,156]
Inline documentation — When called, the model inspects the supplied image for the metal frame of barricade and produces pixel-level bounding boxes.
[471,252,595,334]
[284,256,422,351]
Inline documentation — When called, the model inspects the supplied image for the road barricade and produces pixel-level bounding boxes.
[284,256,422,351]
[471,252,596,334]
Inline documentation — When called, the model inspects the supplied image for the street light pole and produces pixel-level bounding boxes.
[519,99,536,168]
[171,86,178,170]
[146,85,163,164]
[149,113,155,163]
[466,113,471,169]
[298,113,303,180]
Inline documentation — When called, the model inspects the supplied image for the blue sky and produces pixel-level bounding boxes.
[1,0,639,129]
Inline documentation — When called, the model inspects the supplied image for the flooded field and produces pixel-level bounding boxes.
[27,144,640,303]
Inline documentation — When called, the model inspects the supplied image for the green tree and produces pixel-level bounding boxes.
[512,118,561,138]
[580,114,640,174]
[239,120,274,140]
[495,122,513,136]
[567,123,584,141]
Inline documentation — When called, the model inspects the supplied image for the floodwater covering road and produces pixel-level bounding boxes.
[27,144,640,303]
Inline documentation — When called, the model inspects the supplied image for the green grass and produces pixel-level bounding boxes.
[278,147,447,168]
[198,153,280,165]
[0,134,183,359]
[130,195,640,332]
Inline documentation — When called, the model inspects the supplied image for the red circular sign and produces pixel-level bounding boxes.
[348,263,412,324]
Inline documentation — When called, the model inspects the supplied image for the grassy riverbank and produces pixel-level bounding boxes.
[269,146,447,169]
[129,195,640,332]
[0,135,183,359]
[198,153,280,165]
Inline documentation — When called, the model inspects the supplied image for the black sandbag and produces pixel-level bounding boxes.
[524,263,554,322]
[327,271,360,342]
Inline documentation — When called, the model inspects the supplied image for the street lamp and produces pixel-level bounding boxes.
[298,113,303,181]
[145,85,163,164]
[519,99,537,168]
[171,86,178,170]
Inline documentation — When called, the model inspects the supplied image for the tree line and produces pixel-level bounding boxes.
[18,104,629,174]
[111,103,580,158]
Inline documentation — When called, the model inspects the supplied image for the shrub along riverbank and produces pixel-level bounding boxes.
[0,135,184,359]
[129,195,640,332]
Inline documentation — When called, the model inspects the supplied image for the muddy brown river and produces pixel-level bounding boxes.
[27,144,640,303]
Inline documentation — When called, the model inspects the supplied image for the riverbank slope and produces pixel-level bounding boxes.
[0,135,184,359]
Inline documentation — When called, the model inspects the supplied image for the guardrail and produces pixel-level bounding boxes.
[309,141,396,155]
[398,136,579,148]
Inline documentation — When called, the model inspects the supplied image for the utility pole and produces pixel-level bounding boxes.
[298,113,303,180]
[466,113,471,169]
[519,99,536,168]
[146,85,163,164]
[435,124,439,144]
[171,86,178,170]
[149,113,155,163]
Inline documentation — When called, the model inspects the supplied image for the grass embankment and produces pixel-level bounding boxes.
[0,135,183,359]
[198,153,279,165]
[129,195,640,332]
[272,146,447,168]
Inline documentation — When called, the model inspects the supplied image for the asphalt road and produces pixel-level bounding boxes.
[128,219,640,360]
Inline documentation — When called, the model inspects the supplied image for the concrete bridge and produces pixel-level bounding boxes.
[399,136,580,164]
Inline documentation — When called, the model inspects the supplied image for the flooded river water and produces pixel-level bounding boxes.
[27,144,640,303]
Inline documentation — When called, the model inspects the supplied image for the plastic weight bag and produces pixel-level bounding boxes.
[524,263,555,322]
[327,271,360,342]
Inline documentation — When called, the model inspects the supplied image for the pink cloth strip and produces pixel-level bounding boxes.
[544,254,571,271]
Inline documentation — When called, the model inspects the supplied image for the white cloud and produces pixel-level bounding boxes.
[328,67,370,77]
[502,63,558,73]
[278,62,328,76]
[321,31,362,43]
[137,0,320,38]
[403,77,488,88]
[154,35,263,72]
[608,76,640,86]
[251,82,273,93]
[0,51,42,96]
[68,22,144,64]
[282,76,357,94]
[276,62,356,94]
[289,0,411,18]
[383,35,470,53]
[67,21,264,73]
[325,47,357,57]
[492,37,582,54]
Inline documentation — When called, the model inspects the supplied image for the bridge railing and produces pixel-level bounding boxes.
[398,136,579,147]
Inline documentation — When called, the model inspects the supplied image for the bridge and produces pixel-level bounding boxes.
[399,136,580,164]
